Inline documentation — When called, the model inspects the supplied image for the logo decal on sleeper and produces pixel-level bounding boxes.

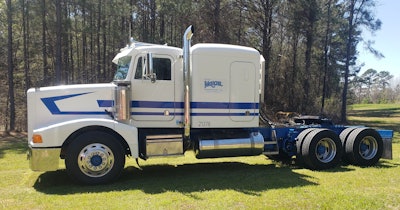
[204,79,223,92]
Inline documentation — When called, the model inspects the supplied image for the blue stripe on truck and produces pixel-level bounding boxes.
[42,94,259,116]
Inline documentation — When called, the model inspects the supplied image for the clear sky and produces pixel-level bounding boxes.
[357,0,400,81]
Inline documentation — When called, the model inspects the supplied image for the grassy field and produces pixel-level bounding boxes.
[348,103,400,143]
[0,104,399,209]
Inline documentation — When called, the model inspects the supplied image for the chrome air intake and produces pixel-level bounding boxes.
[183,25,194,138]
[114,81,131,122]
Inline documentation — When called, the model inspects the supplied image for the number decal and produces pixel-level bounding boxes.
[198,121,211,127]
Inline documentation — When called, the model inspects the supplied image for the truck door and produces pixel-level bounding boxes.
[229,61,257,122]
[131,54,176,122]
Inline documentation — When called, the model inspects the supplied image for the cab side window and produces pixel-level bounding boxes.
[153,58,171,80]
[134,56,172,81]
[134,58,143,79]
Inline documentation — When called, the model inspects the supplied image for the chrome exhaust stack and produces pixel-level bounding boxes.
[183,25,194,139]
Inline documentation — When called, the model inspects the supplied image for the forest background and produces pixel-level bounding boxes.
[1,0,399,132]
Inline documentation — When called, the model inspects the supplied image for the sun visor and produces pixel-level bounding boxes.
[112,47,134,64]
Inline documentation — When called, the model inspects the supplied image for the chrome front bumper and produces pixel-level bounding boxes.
[28,147,61,171]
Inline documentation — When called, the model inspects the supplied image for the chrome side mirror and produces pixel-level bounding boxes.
[144,53,156,83]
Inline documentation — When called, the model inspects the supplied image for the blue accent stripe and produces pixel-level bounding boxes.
[191,112,259,116]
[42,95,259,117]
[131,101,179,109]
[131,112,183,116]
[97,100,113,107]
[191,102,258,109]
[131,112,258,116]
[52,111,106,115]
[41,93,93,115]
[97,100,258,109]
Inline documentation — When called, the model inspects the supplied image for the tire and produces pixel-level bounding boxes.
[295,128,316,165]
[339,127,358,146]
[344,128,383,166]
[339,127,358,163]
[301,129,342,170]
[65,131,126,185]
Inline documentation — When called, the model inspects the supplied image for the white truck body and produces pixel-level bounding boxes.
[27,25,392,184]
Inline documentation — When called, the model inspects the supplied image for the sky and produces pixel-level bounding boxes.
[357,0,400,82]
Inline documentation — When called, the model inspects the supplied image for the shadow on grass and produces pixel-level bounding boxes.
[370,159,400,168]
[0,136,27,159]
[33,161,318,195]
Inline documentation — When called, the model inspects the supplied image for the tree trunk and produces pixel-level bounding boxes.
[6,0,15,131]
[150,0,156,43]
[96,0,102,81]
[55,0,63,84]
[213,0,221,42]
[341,0,355,123]
[262,0,273,104]
[321,0,332,114]
[302,0,317,113]
[41,0,49,86]
[22,0,30,91]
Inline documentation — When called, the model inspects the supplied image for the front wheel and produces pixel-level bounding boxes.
[65,131,126,184]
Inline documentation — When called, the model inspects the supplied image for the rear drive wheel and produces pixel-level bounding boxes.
[301,129,342,170]
[295,128,316,165]
[339,127,358,163]
[344,128,383,166]
[65,131,125,184]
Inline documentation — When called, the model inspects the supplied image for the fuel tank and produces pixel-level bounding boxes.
[196,132,264,158]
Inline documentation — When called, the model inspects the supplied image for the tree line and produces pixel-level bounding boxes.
[350,69,397,104]
[0,0,393,132]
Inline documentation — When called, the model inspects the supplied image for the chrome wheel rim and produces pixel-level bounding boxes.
[77,143,114,177]
[315,138,337,163]
[359,136,378,160]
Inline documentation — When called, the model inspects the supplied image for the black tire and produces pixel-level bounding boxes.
[339,127,358,163]
[65,131,126,185]
[339,127,358,146]
[344,128,383,166]
[295,128,316,165]
[301,129,342,170]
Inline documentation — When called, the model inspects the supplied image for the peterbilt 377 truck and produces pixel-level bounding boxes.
[27,26,393,184]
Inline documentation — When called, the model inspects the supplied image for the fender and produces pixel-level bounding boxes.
[30,118,139,158]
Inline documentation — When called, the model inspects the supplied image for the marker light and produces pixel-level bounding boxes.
[32,134,43,143]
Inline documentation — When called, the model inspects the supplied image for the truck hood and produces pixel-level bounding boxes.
[27,83,116,132]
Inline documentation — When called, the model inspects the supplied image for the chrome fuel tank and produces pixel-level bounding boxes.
[196,132,264,158]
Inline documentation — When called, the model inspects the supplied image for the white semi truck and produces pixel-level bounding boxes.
[27,26,393,184]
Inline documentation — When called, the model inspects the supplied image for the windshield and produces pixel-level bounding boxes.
[113,56,132,80]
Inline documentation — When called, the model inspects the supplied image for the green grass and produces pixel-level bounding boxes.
[348,103,400,143]
[0,105,399,209]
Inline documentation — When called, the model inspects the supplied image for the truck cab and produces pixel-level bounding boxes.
[113,44,184,126]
